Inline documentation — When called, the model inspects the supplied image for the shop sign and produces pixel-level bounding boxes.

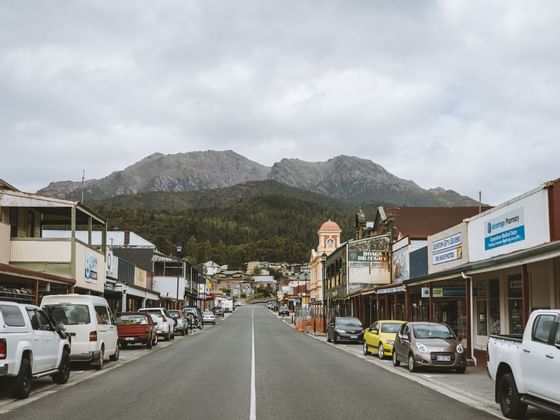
[432,233,462,254]
[348,235,390,267]
[85,252,98,283]
[484,208,525,251]
[421,287,430,298]
[433,287,465,298]
[433,246,463,265]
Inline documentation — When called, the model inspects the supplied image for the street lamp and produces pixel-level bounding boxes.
[176,243,182,309]
[321,252,327,332]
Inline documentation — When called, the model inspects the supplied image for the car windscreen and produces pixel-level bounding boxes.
[168,311,180,318]
[380,323,402,334]
[44,304,91,325]
[412,324,455,339]
[116,314,148,325]
[336,318,362,328]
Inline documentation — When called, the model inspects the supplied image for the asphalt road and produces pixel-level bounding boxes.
[1,306,498,420]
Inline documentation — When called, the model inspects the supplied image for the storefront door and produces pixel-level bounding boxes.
[475,279,500,349]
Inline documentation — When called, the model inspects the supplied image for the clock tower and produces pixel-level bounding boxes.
[317,219,341,254]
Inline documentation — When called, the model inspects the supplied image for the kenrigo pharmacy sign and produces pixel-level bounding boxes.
[468,186,550,262]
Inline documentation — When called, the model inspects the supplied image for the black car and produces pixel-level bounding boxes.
[278,307,290,316]
[327,317,364,344]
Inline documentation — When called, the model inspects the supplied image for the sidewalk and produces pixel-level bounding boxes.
[279,314,504,419]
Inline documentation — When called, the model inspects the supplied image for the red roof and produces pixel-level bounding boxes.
[382,207,489,239]
[319,219,341,232]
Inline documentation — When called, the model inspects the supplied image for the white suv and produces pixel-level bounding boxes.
[139,308,175,341]
[0,302,71,399]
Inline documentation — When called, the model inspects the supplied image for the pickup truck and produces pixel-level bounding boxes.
[487,309,560,419]
[0,301,71,399]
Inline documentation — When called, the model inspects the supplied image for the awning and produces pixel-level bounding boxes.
[376,285,406,295]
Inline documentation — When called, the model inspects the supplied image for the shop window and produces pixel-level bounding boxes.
[508,274,523,335]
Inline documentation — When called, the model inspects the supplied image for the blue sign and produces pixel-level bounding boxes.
[484,226,525,250]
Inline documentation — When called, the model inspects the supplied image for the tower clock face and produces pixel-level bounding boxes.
[326,238,334,247]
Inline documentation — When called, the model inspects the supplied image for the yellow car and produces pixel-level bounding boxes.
[363,320,406,359]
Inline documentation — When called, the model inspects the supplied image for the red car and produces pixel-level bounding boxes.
[116,312,157,349]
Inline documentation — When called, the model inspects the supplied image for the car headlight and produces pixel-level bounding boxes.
[416,343,429,353]
[335,329,346,334]
[456,344,464,354]
[387,340,395,346]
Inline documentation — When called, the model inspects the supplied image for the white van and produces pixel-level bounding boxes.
[41,294,119,370]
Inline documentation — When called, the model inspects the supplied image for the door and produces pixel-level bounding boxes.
[521,314,556,399]
[94,305,114,357]
[549,324,560,401]
[366,322,379,348]
[26,309,59,372]
[395,324,410,361]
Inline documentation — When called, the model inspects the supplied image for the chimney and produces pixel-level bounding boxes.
[124,230,130,247]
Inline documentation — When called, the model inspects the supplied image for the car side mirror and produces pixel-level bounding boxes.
[55,321,66,332]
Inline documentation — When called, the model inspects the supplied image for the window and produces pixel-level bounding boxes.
[95,306,110,325]
[35,310,54,331]
[508,274,523,335]
[44,304,90,325]
[0,305,26,327]
[555,323,560,345]
[532,315,555,344]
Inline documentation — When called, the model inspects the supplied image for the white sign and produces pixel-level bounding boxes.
[433,246,463,265]
[432,233,462,254]
[421,287,430,298]
[85,252,98,283]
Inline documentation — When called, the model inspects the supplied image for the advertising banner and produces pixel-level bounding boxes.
[348,235,390,286]
[84,252,98,283]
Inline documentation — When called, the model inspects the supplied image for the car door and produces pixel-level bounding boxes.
[94,305,113,356]
[26,308,59,372]
[397,324,411,361]
[549,321,560,401]
[365,322,378,348]
[521,314,556,399]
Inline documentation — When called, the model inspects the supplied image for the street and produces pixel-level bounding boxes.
[0,306,507,420]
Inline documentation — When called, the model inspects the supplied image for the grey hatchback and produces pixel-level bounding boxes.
[392,322,467,373]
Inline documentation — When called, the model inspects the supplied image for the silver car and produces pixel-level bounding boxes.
[392,322,467,373]
[202,310,216,325]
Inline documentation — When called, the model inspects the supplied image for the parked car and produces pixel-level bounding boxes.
[212,306,225,317]
[116,312,157,349]
[183,306,203,330]
[0,301,71,399]
[487,309,560,419]
[392,322,466,374]
[167,309,188,336]
[278,307,290,317]
[202,310,216,325]
[327,317,364,344]
[363,320,406,359]
[138,308,174,341]
[42,294,119,370]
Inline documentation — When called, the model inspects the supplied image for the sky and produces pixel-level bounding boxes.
[1,0,559,205]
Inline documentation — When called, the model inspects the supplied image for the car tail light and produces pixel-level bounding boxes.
[0,339,6,359]
[89,331,98,342]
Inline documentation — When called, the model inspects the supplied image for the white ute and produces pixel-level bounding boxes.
[0,301,71,399]
[487,309,560,418]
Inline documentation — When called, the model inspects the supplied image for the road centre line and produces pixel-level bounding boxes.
[250,309,256,420]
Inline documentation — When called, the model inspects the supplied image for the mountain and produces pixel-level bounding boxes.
[269,156,478,206]
[38,150,479,206]
[38,150,269,200]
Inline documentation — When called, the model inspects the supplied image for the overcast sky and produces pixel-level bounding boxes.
[1,1,559,205]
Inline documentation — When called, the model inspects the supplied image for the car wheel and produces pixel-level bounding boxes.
[146,336,153,349]
[52,349,71,384]
[392,350,400,367]
[499,373,527,419]
[165,333,170,341]
[363,341,369,355]
[110,345,119,361]
[407,354,417,372]
[153,334,158,346]
[170,332,175,340]
[12,356,32,399]
[378,343,384,359]
[95,347,104,370]
[333,334,338,344]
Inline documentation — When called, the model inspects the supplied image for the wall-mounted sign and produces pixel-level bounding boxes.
[432,233,462,254]
[85,252,98,283]
[432,287,465,298]
[433,246,463,265]
[484,208,525,251]
[421,287,430,298]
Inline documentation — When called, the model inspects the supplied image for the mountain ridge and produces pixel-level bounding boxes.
[38,150,479,207]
